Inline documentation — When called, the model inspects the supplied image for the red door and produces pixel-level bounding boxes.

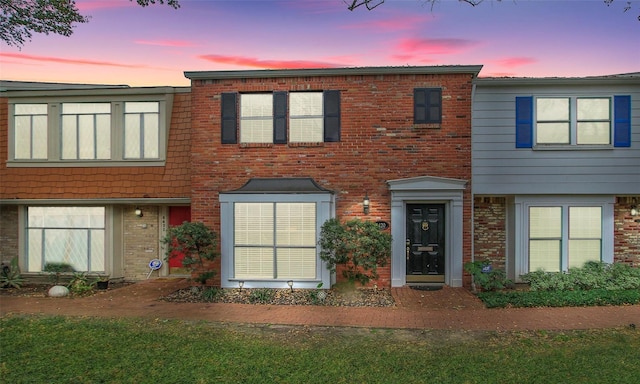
[168,206,191,273]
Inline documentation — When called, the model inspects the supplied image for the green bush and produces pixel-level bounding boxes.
[521,261,640,292]
[478,289,640,308]
[464,261,512,292]
[248,288,276,304]
[162,221,218,285]
[0,257,24,289]
[319,218,391,286]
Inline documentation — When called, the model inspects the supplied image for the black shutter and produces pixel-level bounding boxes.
[515,96,533,148]
[414,88,441,124]
[221,93,237,144]
[324,90,341,142]
[273,92,287,144]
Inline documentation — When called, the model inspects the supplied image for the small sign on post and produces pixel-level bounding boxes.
[147,259,163,279]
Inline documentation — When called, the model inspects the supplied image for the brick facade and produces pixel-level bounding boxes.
[614,196,640,267]
[473,197,506,270]
[189,70,476,287]
[0,205,18,264]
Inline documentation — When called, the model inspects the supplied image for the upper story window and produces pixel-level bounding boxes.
[240,94,273,143]
[515,95,631,149]
[535,97,611,146]
[124,102,160,159]
[61,103,111,160]
[289,92,323,142]
[221,91,340,144]
[14,104,48,159]
[414,88,442,124]
[8,97,169,166]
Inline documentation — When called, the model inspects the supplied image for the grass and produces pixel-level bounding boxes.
[1,316,639,383]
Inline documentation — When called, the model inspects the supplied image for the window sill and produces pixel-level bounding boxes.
[288,142,324,147]
[532,144,614,151]
[412,123,441,129]
[7,160,166,168]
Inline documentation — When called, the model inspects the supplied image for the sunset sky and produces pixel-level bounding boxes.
[1,0,638,87]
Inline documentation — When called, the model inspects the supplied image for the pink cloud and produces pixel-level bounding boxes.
[76,1,136,12]
[342,15,431,31]
[493,57,537,68]
[396,37,478,55]
[134,39,197,47]
[0,52,142,68]
[198,54,343,69]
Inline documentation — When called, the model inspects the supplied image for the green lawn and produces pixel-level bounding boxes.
[1,315,639,383]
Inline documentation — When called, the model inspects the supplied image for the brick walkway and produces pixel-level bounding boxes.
[1,278,638,331]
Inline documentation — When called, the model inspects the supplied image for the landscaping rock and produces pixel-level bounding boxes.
[48,285,69,297]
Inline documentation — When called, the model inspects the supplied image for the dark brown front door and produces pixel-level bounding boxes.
[406,204,445,283]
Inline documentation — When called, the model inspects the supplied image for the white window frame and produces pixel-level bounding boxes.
[534,96,612,148]
[13,103,48,160]
[124,101,160,159]
[289,92,323,143]
[514,196,614,280]
[61,103,112,160]
[219,193,334,289]
[240,93,273,143]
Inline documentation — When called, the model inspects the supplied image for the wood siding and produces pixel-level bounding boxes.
[472,80,640,195]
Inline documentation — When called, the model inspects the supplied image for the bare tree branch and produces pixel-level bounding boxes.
[345,0,384,11]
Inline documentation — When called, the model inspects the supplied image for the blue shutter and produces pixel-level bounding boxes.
[613,95,631,147]
[273,92,287,144]
[324,90,341,142]
[221,93,237,144]
[515,96,533,148]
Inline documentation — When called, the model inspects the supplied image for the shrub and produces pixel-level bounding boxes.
[163,221,218,285]
[521,261,640,292]
[67,272,95,296]
[0,257,25,289]
[478,289,640,308]
[248,288,275,304]
[464,261,512,292]
[319,218,391,286]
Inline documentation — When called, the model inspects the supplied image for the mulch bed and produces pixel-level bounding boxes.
[161,286,396,307]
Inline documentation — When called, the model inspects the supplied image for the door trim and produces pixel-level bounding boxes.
[388,176,467,287]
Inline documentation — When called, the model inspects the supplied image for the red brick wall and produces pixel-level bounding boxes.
[0,93,191,200]
[614,196,640,267]
[473,197,506,269]
[189,73,475,287]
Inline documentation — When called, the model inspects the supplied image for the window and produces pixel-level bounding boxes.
[233,202,317,279]
[27,207,105,273]
[124,102,160,159]
[221,91,341,144]
[518,197,614,275]
[240,94,273,143]
[414,88,442,124]
[9,96,169,165]
[289,92,323,142]
[515,95,630,148]
[14,104,48,159]
[61,103,111,160]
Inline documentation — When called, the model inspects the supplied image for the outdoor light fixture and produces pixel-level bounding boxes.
[134,207,143,217]
[631,198,638,216]
[238,281,244,292]
[363,194,370,215]
[287,280,294,292]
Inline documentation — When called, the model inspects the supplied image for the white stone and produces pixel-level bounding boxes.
[48,285,69,297]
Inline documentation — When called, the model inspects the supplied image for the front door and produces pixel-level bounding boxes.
[168,206,191,275]
[406,204,445,283]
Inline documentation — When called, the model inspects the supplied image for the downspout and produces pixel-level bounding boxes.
[469,82,477,292]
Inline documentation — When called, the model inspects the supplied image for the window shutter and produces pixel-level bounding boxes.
[515,96,533,148]
[221,93,238,144]
[414,88,442,124]
[323,90,341,142]
[613,95,631,147]
[273,92,287,144]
